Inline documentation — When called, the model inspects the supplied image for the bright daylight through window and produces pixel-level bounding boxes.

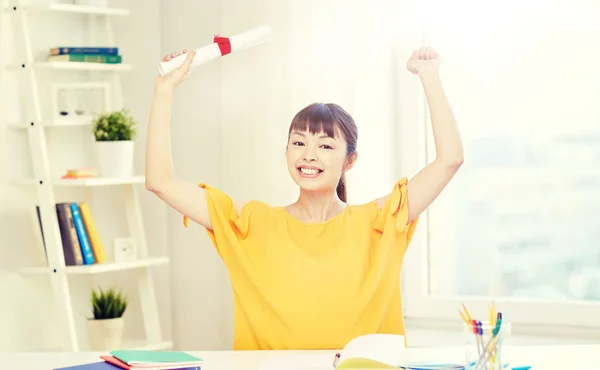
[407,0,600,328]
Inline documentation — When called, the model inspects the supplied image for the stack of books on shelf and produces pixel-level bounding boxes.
[36,202,107,266]
[47,46,122,64]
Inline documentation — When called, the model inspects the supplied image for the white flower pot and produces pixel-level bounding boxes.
[96,141,134,178]
[87,317,124,351]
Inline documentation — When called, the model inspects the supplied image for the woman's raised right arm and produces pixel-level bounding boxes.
[145,50,213,230]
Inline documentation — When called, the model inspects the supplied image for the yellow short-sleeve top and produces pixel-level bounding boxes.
[183,177,418,350]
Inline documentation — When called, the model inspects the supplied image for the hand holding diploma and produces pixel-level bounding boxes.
[157,25,272,76]
[146,27,272,234]
[155,49,196,93]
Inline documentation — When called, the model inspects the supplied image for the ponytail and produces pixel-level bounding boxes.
[336,173,347,203]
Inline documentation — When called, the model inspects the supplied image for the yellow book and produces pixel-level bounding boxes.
[78,202,107,264]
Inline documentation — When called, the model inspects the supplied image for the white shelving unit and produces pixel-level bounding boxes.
[5,0,171,352]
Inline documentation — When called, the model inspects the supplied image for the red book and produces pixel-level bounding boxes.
[99,356,200,370]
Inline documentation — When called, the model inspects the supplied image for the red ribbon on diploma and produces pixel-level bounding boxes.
[213,35,231,56]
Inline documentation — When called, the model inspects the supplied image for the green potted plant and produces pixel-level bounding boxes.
[87,286,128,351]
[91,108,137,177]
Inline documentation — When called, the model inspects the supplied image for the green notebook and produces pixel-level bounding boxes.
[109,350,203,366]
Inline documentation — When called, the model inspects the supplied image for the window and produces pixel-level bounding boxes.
[402,0,600,330]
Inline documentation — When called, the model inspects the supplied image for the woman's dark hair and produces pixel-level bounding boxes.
[287,102,358,202]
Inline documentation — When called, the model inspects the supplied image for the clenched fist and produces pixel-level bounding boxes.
[407,46,440,75]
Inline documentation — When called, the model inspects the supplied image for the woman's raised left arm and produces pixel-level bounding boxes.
[376,47,464,223]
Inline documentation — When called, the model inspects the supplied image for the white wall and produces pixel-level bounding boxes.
[159,0,231,351]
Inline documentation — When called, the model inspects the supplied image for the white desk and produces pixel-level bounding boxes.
[1,345,598,369]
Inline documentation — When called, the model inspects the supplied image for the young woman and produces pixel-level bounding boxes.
[145,46,463,350]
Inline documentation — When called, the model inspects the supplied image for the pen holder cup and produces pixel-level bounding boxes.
[464,320,511,370]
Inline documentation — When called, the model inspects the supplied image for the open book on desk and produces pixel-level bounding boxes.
[334,334,463,369]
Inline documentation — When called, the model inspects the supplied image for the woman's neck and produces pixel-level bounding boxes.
[286,189,347,223]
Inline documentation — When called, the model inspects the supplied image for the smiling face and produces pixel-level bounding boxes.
[287,130,351,192]
[286,103,358,197]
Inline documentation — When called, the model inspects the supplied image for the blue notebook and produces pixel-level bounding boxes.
[54,361,201,370]
[55,362,121,370]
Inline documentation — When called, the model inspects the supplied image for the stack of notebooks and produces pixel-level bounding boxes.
[55,350,203,370]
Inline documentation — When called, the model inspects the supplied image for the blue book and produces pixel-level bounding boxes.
[54,361,121,370]
[70,203,95,264]
[50,47,119,55]
[54,362,201,370]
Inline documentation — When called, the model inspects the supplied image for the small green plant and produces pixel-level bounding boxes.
[90,287,128,320]
[92,108,137,141]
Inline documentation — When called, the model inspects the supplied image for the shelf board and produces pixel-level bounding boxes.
[12,176,145,187]
[7,118,92,129]
[34,61,132,71]
[23,3,130,16]
[21,257,169,275]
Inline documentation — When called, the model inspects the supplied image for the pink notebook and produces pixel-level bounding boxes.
[100,356,200,370]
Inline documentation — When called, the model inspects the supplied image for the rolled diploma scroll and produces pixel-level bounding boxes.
[158,25,272,75]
